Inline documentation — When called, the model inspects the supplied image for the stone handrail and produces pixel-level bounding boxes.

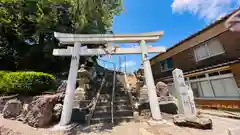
[124,74,134,106]
[86,77,106,126]
[118,73,134,110]
[111,68,116,125]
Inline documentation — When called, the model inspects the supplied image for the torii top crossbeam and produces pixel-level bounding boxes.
[54,31,164,44]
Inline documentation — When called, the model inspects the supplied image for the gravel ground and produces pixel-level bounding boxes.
[1,113,240,135]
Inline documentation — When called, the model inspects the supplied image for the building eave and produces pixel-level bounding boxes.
[150,9,240,63]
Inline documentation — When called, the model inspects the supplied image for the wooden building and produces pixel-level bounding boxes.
[150,9,240,109]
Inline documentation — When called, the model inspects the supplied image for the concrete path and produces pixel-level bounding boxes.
[1,113,240,135]
[154,114,240,135]
[199,109,240,119]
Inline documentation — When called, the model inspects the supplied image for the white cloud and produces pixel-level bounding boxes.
[171,0,240,21]
[121,60,136,68]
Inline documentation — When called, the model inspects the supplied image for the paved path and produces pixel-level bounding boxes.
[75,114,240,135]
[67,115,240,135]
[1,113,240,135]
[199,109,240,119]
[153,115,240,135]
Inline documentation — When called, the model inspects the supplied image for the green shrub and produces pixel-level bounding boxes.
[0,71,8,93]
[0,71,8,78]
[0,71,56,95]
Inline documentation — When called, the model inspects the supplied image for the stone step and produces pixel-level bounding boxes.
[79,100,92,108]
[98,94,111,100]
[98,94,129,100]
[116,104,132,110]
[95,106,111,112]
[100,90,113,94]
[97,99,111,104]
[91,116,133,124]
[115,91,128,95]
[79,100,91,103]
[95,105,132,112]
[93,110,133,118]
[115,96,129,101]
[114,99,129,104]
[115,110,133,116]
[98,93,127,97]
[96,101,111,106]
[115,94,127,98]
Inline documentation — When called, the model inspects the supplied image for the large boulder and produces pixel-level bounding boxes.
[0,98,4,113]
[17,104,29,122]
[52,103,63,122]
[22,94,60,128]
[173,114,213,129]
[0,95,19,113]
[3,99,23,119]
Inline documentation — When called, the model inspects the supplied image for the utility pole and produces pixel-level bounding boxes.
[119,56,122,72]
[124,56,127,73]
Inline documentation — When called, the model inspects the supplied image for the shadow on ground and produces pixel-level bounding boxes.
[63,122,115,135]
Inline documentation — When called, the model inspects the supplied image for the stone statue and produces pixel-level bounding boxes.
[155,81,169,97]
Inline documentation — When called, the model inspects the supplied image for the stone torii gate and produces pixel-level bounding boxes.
[53,31,166,127]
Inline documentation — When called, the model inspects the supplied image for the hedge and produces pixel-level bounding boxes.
[0,71,57,95]
[0,71,8,78]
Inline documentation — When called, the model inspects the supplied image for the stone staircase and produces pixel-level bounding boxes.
[71,69,106,123]
[90,71,134,125]
[71,64,133,125]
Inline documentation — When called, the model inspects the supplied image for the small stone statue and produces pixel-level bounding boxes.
[156,81,169,101]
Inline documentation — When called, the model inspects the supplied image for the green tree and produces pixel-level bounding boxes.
[0,0,123,72]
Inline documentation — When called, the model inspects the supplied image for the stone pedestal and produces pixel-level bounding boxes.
[51,124,78,135]
[136,81,141,99]
[74,88,85,105]
[173,114,213,129]
[139,85,149,103]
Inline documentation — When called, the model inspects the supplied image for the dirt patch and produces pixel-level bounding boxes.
[0,115,49,135]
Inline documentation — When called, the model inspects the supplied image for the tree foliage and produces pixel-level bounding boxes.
[0,0,123,72]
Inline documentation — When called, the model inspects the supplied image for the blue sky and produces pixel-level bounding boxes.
[98,0,240,72]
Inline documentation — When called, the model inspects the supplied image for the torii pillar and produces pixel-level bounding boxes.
[140,40,162,120]
[53,32,166,127]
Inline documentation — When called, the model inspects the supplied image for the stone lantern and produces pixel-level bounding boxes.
[136,65,145,99]
[74,64,91,107]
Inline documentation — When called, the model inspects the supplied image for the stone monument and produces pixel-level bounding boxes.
[172,69,213,129]
[172,68,196,118]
